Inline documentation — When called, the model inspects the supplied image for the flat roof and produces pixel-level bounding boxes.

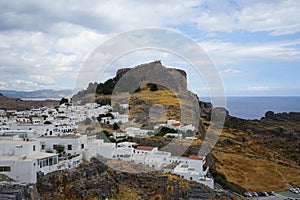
[0,155,34,161]
[27,152,58,159]
[42,134,81,139]
[0,140,38,145]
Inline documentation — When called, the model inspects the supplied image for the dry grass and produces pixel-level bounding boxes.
[213,151,300,191]
[113,184,141,200]
[132,87,181,106]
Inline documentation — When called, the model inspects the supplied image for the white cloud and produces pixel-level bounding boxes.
[29,75,55,85]
[0,80,39,91]
[220,68,241,74]
[0,0,299,92]
[196,1,300,35]
[199,39,300,65]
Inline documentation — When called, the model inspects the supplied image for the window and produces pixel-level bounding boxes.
[0,166,11,172]
[41,144,45,150]
[53,144,57,150]
[190,177,193,181]
[81,144,84,149]
[68,145,72,150]
[53,157,58,165]
[33,145,36,151]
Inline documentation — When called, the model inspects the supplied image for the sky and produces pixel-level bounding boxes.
[0,0,299,96]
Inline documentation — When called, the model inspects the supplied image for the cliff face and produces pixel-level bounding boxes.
[115,60,188,93]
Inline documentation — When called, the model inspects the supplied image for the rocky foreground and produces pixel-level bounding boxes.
[37,157,233,200]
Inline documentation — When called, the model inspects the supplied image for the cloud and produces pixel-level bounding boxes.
[29,75,56,85]
[220,68,241,74]
[196,1,300,36]
[0,80,39,91]
[0,1,299,93]
[199,39,300,65]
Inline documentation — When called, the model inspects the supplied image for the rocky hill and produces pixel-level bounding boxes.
[73,61,300,192]
[37,157,232,200]
[73,61,204,128]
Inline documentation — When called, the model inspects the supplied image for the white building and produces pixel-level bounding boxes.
[111,112,129,123]
[85,139,115,160]
[164,133,182,139]
[0,137,58,183]
[112,130,127,140]
[111,142,136,161]
[36,134,87,156]
[31,117,44,125]
[12,124,54,137]
[125,127,149,138]
[173,155,213,188]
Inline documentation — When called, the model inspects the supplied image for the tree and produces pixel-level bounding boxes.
[155,126,177,137]
[84,117,92,125]
[55,144,65,156]
[112,122,120,130]
[97,113,114,123]
[147,83,158,91]
[85,126,95,133]
[59,97,68,105]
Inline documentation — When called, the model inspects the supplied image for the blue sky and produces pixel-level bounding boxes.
[0,0,299,96]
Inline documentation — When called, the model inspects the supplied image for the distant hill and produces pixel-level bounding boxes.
[0,93,58,111]
[0,89,73,99]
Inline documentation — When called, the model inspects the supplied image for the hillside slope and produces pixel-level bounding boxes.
[73,61,300,192]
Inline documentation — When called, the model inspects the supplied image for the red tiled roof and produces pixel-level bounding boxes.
[172,123,181,127]
[189,155,203,160]
[136,146,154,151]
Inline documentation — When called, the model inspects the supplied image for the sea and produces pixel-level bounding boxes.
[22,96,300,120]
[201,96,300,120]
[21,98,60,101]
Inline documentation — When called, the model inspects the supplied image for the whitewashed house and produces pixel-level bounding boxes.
[0,136,58,183]
[85,139,115,160]
[125,127,149,138]
[173,155,213,188]
[36,134,87,170]
[112,130,127,140]
[111,112,129,123]
[31,117,44,125]
[37,134,87,156]
[112,142,136,161]
[12,124,54,137]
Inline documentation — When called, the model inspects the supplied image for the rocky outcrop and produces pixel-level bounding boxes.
[0,181,36,200]
[37,157,232,200]
[115,60,188,93]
